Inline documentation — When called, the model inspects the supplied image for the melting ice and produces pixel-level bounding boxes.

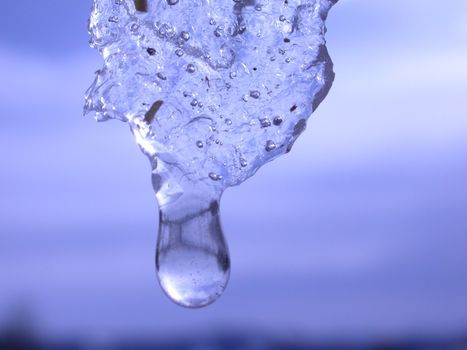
[85,0,338,308]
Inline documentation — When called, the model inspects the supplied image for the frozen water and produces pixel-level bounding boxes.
[86,0,337,196]
[85,0,337,308]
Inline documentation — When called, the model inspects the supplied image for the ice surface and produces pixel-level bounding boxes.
[85,0,337,307]
[85,0,336,201]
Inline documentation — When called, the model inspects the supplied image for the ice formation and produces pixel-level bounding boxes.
[85,0,337,308]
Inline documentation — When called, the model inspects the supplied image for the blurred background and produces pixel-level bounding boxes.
[0,0,466,349]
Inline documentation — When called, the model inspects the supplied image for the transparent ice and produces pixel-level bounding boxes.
[85,0,337,308]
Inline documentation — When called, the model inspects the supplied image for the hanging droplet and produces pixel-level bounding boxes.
[156,193,230,308]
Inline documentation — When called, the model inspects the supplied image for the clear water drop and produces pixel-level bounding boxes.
[156,193,229,308]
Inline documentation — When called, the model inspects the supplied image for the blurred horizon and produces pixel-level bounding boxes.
[0,0,466,347]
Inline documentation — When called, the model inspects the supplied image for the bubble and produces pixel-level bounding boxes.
[214,27,223,37]
[250,90,261,99]
[156,72,167,80]
[85,0,338,308]
[265,140,277,152]
[186,63,196,73]
[273,116,283,126]
[180,31,190,41]
[259,117,271,128]
[209,172,222,181]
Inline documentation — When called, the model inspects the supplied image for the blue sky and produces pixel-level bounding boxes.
[0,0,466,342]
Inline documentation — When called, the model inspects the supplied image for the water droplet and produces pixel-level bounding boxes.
[240,158,248,167]
[196,140,204,148]
[156,195,230,308]
[166,0,179,5]
[225,118,232,125]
